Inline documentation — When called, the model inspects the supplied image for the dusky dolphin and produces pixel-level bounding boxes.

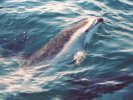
[21,17,103,66]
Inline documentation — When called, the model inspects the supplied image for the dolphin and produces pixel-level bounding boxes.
[21,17,103,66]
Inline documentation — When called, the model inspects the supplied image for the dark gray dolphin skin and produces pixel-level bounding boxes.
[22,17,103,66]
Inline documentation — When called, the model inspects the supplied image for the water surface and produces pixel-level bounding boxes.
[0,0,133,100]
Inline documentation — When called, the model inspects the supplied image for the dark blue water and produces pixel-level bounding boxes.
[0,0,133,100]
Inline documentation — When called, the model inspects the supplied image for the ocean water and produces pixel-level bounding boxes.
[0,0,133,100]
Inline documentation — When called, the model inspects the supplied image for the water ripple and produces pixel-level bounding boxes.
[0,0,133,100]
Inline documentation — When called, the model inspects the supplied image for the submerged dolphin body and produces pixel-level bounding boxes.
[22,17,103,66]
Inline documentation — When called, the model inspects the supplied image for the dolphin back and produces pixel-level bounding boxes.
[25,19,88,65]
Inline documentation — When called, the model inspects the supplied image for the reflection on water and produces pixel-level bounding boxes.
[0,0,133,100]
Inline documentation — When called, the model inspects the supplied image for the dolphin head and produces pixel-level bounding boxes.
[85,17,103,31]
[83,17,103,44]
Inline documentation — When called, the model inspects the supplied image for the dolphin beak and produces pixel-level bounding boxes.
[97,18,104,23]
